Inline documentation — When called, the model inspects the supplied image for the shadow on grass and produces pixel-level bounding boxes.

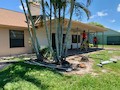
[67,48,103,57]
[0,62,66,90]
[89,56,102,60]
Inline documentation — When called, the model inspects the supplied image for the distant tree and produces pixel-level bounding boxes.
[88,22,105,28]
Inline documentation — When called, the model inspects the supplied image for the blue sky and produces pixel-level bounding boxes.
[0,0,120,32]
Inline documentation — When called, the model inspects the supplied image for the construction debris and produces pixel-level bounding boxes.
[79,63,87,68]
[25,61,72,72]
[80,55,89,62]
[97,58,118,67]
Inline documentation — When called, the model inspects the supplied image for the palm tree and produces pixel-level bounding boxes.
[48,0,92,64]
[62,0,92,60]
[20,0,43,61]
[41,0,54,60]
[21,0,92,64]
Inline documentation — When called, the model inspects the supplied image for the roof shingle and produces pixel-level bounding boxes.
[0,8,27,28]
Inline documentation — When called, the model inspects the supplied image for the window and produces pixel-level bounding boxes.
[10,30,24,48]
[72,35,77,43]
[72,35,80,43]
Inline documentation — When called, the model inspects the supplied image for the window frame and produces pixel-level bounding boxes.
[9,30,25,48]
[72,35,80,43]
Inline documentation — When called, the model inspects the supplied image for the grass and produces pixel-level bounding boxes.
[98,45,120,49]
[89,50,120,74]
[0,46,120,90]
[1,62,120,90]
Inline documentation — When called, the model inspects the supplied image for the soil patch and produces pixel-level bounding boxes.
[63,55,95,76]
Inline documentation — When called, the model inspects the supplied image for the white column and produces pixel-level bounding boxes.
[77,27,79,49]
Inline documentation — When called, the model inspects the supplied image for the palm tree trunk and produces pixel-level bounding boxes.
[25,0,43,61]
[58,2,61,60]
[20,0,41,60]
[63,0,75,60]
[49,0,54,59]
[50,0,52,45]
[60,2,66,60]
[41,0,54,55]
[53,4,59,63]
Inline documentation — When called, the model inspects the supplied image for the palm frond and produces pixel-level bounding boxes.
[75,2,91,19]
[86,0,92,7]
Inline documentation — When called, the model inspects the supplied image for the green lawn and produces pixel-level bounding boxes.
[0,47,120,90]
[98,45,120,49]
[89,50,120,73]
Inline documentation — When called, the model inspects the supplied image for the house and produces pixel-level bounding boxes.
[0,8,106,57]
[97,29,120,45]
[0,8,31,57]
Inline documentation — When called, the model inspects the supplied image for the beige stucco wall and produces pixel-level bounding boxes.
[0,28,32,57]
[36,27,82,49]
[36,28,49,48]
[0,26,83,57]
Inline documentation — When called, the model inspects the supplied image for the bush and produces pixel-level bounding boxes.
[40,47,53,60]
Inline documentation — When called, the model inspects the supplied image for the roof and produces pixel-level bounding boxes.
[107,28,120,33]
[65,19,107,33]
[0,8,27,28]
[100,28,120,36]
[0,8,107,32]
[45,18,107,33]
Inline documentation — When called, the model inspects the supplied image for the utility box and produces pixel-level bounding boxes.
[28,0,40,16]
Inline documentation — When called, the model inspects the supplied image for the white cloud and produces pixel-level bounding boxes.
[90,10,108,19]
[19,2,27,11]
[110,19,116,23]
[117,4,120,12]
[90,15,97,19]
[97,11,108,17]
